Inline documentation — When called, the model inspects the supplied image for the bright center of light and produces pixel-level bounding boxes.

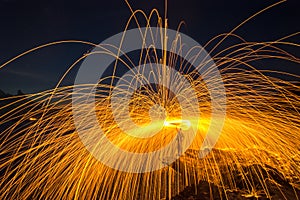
[163,119,191,130]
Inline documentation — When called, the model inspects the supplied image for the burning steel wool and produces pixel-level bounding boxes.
[0,1,299,200]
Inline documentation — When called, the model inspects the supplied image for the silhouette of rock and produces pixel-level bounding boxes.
[171,151,300,200]
[0,89,5,98]
[17,89,24,96]
[0,89,13,98]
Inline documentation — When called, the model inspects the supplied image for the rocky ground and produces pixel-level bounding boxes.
[171,149,300,200]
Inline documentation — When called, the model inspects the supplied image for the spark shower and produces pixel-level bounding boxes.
[0,1,299,199]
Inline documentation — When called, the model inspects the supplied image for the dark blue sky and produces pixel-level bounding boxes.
[0,0,299,94]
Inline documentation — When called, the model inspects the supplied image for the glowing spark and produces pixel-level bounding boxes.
[29,117,37,121]
[164,119,191,130]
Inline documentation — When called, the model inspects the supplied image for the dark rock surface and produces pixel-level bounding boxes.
[171,163,300,200]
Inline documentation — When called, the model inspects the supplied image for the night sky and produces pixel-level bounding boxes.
[0,0,299,94]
